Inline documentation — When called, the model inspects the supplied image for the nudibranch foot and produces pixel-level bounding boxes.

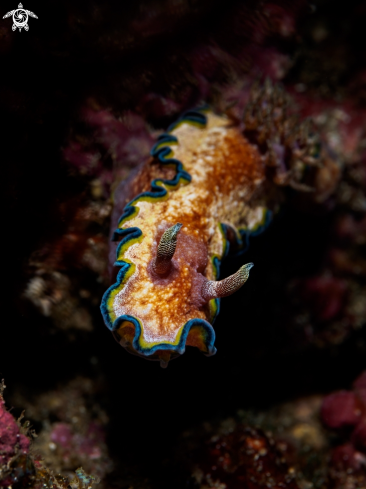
[201,263,254,302]
[158,351,171,369]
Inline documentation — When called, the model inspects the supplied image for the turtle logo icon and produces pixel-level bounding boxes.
[3,3,38,31]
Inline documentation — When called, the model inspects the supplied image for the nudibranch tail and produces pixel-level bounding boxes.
[159,351,171,369]
[201,263,254,302]
[153,222,182,276]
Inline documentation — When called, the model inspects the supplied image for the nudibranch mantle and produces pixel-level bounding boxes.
[101,108,271,365]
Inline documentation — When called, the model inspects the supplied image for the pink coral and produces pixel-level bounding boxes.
[0,395,30,465]
[50,421,104,463]
[191,425,300,488]
[300,276,347,322]
[321,391,361,429]
[321,371,366,483]
[322,372,366,437]
[65,107,154,174]
[0,389,32,488]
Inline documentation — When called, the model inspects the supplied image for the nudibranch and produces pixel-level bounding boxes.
[101,106,273,366]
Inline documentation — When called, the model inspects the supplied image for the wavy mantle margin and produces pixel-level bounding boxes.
[100,107,272,359]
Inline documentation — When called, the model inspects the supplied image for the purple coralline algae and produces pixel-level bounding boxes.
[63,105,155,192]
[321,372,366,487]
[193,425,300,489]
[0,382,31,487]
[0,381,100,489]
[182,395,331,488]
[15,377,113,482]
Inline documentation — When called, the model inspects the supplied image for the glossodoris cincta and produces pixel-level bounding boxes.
[101,107,272,366]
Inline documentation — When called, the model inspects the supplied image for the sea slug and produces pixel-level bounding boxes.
[101,84,339,367]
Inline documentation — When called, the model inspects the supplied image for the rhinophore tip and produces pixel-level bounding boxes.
[201,262,254,302]
[153,223,183,276]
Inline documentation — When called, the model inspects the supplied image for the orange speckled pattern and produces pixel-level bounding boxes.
[113,112,266,349]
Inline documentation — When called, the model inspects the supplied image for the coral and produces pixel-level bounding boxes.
[23,195,111,334]
[23,105,157,337]
[285,111,366,349]
[69,468,100,489]
[321,372,366,488]
[179,395,329,488]
[0,381,32,488]
[14,377,113,482]
[0,381,100,489]
[193,425,299,488]
[242,79,340,197]
[64,106,155,193]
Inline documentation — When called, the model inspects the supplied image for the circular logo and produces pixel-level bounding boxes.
[12,8,28,28]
